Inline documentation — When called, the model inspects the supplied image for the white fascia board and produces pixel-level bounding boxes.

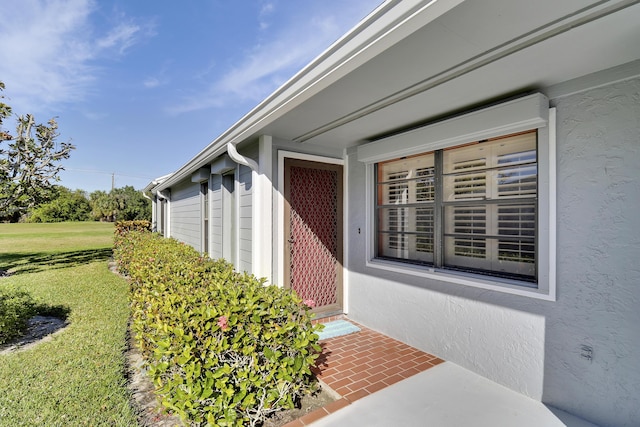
[143,182,156,193]
[358,93,549,163]
[153,0,463,192]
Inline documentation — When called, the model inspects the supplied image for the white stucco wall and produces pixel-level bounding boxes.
[168,179,202,252]
[346,77,640,427]
[540,77,640,427]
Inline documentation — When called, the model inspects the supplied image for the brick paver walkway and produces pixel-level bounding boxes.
[284,318,444,426]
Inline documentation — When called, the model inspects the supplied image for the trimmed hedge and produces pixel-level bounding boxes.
[114,230,322,426]
[114,220,151,236]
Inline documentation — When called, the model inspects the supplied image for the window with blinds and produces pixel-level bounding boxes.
[376,131,537,282]
[376,155,435,264]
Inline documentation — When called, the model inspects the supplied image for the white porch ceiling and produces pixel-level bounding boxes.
[254,0,640,149]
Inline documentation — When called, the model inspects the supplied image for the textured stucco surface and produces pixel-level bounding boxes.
[346,77,640,427]
[542,77,640,427]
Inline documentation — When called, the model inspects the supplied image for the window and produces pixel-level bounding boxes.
[377,154,435,264]
[376,131,537,282]
[358,93,555,299]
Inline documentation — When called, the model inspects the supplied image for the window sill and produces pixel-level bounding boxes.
[365,258,556,301]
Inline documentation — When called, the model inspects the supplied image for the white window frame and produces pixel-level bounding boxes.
[358,94,556,301]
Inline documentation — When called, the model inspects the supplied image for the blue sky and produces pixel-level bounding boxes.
[0,0,381,192]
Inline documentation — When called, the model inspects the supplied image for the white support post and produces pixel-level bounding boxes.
[255,135,273,283]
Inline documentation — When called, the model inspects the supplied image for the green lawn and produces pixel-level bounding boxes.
[0,222,138,426]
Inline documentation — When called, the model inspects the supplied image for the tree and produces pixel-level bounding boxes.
[89,186,151,222]
[27,186,91,222]
[89,190,116,222]
[0,81,75,220]
[111,185,151,221]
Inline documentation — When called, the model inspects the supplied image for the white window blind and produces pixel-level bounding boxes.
[376,131,537,282]
[377,155,435,264]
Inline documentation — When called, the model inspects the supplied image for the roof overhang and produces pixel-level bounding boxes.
[143,172,174,194]
[152,0,640,192]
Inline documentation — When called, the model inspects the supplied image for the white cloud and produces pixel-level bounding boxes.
[97,22,142,54]
[143,62,171,89]
[0,0,94,113]
[82,111,109,121]
[143,77,162,88]
[0,0,154,114]
[259,2,276,30]
[260,2,275,16]
[168,0,380,116]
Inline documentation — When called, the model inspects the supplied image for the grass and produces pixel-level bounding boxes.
[0,222,115,275]
[0,222,138,426]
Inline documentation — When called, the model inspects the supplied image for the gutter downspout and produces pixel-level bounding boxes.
[226,141,272,283]
[227,142,258,171]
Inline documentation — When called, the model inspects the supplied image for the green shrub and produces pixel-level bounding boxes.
[114,220,151,236]
[0,288,38,345]
[27,186,92,223]
[0,288,71,346]
[114,230,322,426]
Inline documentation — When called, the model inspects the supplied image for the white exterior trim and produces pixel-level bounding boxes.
[547,108,557,301]
[342,149,350,315]
[276,150,344,290]
[256,135,273,282]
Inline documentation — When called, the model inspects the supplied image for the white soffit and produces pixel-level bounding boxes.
[288,0,640,148]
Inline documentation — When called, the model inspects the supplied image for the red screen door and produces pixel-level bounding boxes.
[284,158,343,315]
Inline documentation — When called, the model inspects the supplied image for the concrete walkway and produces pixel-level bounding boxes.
[309,362,600,427]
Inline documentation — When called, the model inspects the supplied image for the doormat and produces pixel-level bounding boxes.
[316,320,360,341]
